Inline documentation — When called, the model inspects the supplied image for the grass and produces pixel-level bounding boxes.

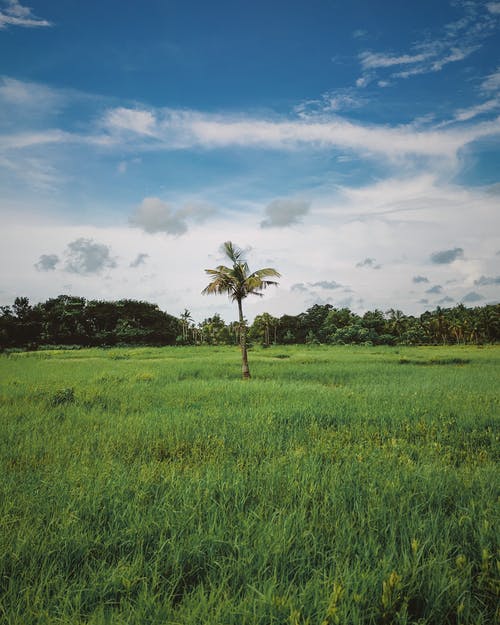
[0,344,499,624]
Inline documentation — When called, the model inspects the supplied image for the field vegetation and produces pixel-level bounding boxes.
[0,344,499,624]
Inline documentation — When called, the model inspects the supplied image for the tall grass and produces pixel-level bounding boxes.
[0,345,498,624]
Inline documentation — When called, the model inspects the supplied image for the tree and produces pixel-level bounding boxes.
[250,312,279,346]
[302,304,333,343]
[180,308,194,343]
[199,314,230,345]
[386,309,407,340]
[202,241,280,378]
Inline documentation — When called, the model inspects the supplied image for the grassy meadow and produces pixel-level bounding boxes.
[0,344,499,624]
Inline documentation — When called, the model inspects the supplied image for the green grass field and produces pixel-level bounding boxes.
[0,345,498,624]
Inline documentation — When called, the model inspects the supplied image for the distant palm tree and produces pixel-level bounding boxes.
[180,308,193,342]
[202,241,280,378]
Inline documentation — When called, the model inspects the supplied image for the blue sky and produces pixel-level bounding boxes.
[1,0,499,322]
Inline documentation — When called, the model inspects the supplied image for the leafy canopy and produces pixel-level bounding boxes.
[202,241,280,303]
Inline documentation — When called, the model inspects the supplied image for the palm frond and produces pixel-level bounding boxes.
[250,268,281,280]
[222,241,245,264]
[202,242,280,303]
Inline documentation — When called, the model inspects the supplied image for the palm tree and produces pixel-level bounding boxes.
[202,241,280,378]
[180,308,193,343]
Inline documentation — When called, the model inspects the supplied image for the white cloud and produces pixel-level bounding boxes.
[0,129,114,150]
[481,66,500,93]
[359,51,431,70]
[0,76,61,112]
[294,89,365,117]
[260,198,311,228]
[103,107,157,136]
[1,171,499,320]
[1,76,499,175]
[451,97,500,122]
[0,154,61,191]
[429,45,480,72]
[128,198,216,235]
[0,0,51,28]
[129,198,188,235]
[487,3,500,14]
[97,105,500,163]
[355,75,372,88]
[181,202,217,223]
[356,3,498,87]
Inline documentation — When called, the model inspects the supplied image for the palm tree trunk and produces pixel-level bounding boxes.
[237,298,251,379]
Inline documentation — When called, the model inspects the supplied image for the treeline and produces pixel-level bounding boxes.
[1,295,499,350]
[0,296,181,349]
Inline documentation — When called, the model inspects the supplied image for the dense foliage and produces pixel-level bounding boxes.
[1,296,499,349]
[0,295,182,348]
[0,345,498,624]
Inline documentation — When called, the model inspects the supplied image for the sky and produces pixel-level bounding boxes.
[0,0,499,323]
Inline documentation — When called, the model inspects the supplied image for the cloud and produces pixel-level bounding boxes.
[181,202,217,224]
[418,298,429,305]
[260,198,310,228]
[355,76,372,88]
[481,66,500,93]
[294,89,365,117]
[291,280,343,294]
[430,247,464,264]
[426,285,443,294]
[359,51,431,70]
[462,291,484,302]
[96,104,500,163]
[389,45,481,79]
[0,76,62,112]
[129,197,188,235]
[356,3,498,86]
[353,29,368,39]
[1,154,61,191]
[437,296,454,304]
[487,3,500,15]
[0,1,52,28]
[428,45,480,73]
[103,107,157,136]
[34,253,59,271]
[450,97,500,123]
[64,238,117,274]
[0,129,114,150]
[130,253,149,268]
[474,275,500,286]
[413,275,429,283]
[356,257,381,269]
[3,85,499,169]
[116,157,141,175]
[128,198,216,235]
[309,280,342,289]
[337,296,354,308]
